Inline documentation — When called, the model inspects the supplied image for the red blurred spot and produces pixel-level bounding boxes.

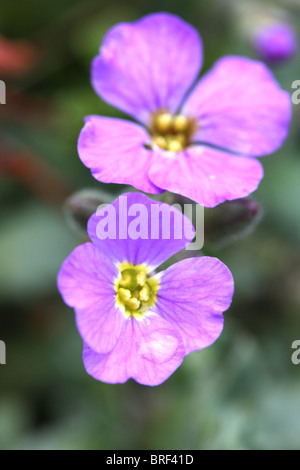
[0,149,72,205]
[0,35,39,76]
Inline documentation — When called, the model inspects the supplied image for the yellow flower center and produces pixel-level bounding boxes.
[115,262,160,319]
[146,110,196,153]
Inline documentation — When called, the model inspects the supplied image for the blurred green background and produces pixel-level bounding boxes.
[0,0,300,450]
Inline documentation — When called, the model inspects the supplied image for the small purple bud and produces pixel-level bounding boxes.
[253,22,298,64]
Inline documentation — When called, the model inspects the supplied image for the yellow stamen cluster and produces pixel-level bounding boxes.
[147,110,196,153]
[115,263,160,319]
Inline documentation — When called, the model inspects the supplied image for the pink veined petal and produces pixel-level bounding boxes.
[87,192,195,268]
[157,257,234,355]
[57,243,124,354]
[78,115,161,195]
[182,56,291,156]
[91,12,203,125]
[82,313,185,386]
[149,145,264,208]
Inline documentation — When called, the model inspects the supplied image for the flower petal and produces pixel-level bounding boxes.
[57,243,124,354]
[78,116,161,195]
[149,145,264,208]
[182,56,291,156]
[88,192,195,268]
[157,257,234,354]
[91,12,202,124]
[82,313,185,386]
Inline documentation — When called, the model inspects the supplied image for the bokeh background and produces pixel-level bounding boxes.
[0,0,300,450]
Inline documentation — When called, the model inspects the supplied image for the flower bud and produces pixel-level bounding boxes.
[204,198,262,248]
[253,22,297,64]
[63,188,113,236]
[232,1,298,65]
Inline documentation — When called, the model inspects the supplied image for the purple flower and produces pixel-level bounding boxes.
[57,193,234,386]
[78,12,291,208]
[253,22,298,64]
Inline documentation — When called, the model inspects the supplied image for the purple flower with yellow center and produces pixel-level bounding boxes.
[253,22,298,64]
[57,193,234,386]
[78,12,291,208]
